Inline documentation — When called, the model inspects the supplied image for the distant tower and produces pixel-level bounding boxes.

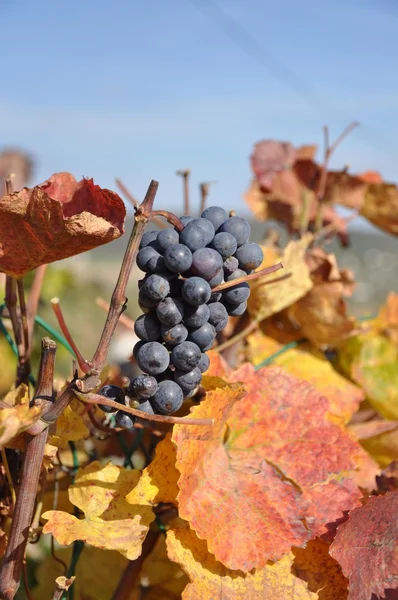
[0,148,33,194]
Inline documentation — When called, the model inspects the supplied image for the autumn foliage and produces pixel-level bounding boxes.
[0,131,398,600]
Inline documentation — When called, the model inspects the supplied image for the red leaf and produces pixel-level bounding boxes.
[250,140,297,189]
[330,491,398,600]
[0,172,126,277]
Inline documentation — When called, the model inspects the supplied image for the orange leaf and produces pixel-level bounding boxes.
[0,172,125,277]
[166,521,319,599]
[42,461,155,559]
[330,491,398,600]
[172,367,362,571]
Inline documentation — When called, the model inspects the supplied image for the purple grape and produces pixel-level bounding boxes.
[183,303,210,328]
[137,400,155,414]
[136,247,161,273]
[156,297,184,326]
[191,248,223,281]
[128,375,158,400]
[157,228,179,251]
[223,282,250,305]
[164,244,193,273]
[208,302,228,330]
[138,288,159,311]
[219,217,250,247]
[198,353,210,373]
[136,342,170,375]
[141,274,170,301]
[187,218,215,245]
[134,313,161,342]
[211,232,237,259]
[225,301,247,316]
[140,230,160,249]
[182,277,211,306]
[161,323,188,345]
[235,243,264,270]
[201,206,228,231]
[98,385,126,413]
[180,216,194,227]
[187,322,216,351]
[151,380,184,414]
[179,223,207,252]
[223,256,239,278]
[208,269,223,288]
[174,367,202,394]
[171,341,201,371]
[115,411,135,429]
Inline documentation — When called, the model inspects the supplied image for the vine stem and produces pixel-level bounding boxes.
[212,262,284,293]
[0,338,57,600]
[95,297,135,330]
[115,178,166,228]
[151,210,185,232]
[91,180,159,371]
[77,392,213,426]
[5,277,30,386]
[111,530,160,600]
[199,181,216,214]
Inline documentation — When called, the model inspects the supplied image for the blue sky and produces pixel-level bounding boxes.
[1,0,398,218]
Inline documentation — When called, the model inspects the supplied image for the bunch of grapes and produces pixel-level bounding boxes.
[125,206,264,419]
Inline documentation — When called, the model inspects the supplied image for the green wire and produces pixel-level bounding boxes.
[255,339,306,370]
[34,315,74,354]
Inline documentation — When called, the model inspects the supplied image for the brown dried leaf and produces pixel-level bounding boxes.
[0,172,126,277]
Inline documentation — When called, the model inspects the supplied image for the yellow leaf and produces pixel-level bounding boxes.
[126,434,179,507]
[247,331,363,423]
[42,461,155,559]
[361,182,398,235]
[360,427,398,468]
[0,385,42,449]
[53,400,89,448]
[140,533,189,599]
[247,234,313,322]
[166,522,318,599]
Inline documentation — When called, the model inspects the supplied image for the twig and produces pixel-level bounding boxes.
[77,392,213,426]
[315,121,359,231]
[176,169,190,215]
[22,562,34,600]
[51,576,75,600]
[50,298,91,375]
[115,178,139,207]
[0,338,57,600]
[27,265,47,343]
[91,180,159,371]
[95,298,135,330]
[115,178,166,228]
[0,449,16,506]
[111,530,159,600]
[212,262,284,292]
[216,319,259,353]
[50,536,68,575]
[151,210,184,232]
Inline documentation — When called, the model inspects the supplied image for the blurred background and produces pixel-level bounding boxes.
[0,0,397,386]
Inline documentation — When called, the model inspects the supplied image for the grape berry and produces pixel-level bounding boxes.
[124,206,263,419]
